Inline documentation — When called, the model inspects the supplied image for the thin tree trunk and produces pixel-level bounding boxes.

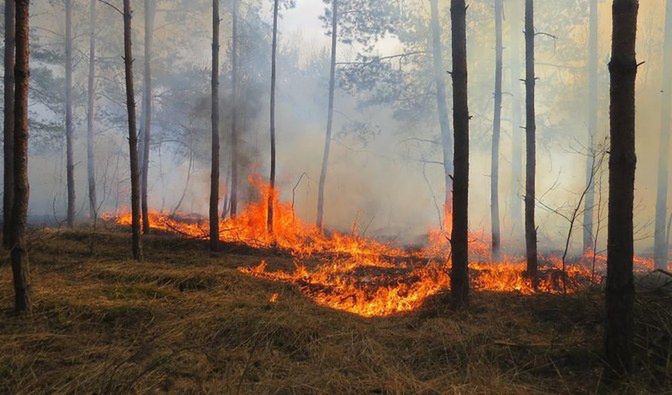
[87,0,97,222]
[65,0,75,228]
[210,0,220,251]
[317,0,338,230]
[123,0,142,261]
[654,0,672,269]
[141,0,156,234]
[524,0,538,282]
[268,0,279,233]
[229,0,239,218]
[450,0,470,308]
[491,0,503,261]
[509,0,523,236]
[606,0,638,376]
[10,0,31,314]
[173,145,194,216]
[583,0,599,252]
[3,0,15,248]
[429,0,453,228]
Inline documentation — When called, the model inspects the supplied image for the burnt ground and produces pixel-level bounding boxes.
[0,226,670,393]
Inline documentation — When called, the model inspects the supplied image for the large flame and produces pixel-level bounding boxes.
[110,176,664,318]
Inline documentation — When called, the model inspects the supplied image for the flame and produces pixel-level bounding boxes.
[113,175,405,260]
[109,176,668,318]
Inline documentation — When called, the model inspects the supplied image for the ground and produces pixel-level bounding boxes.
[0,226,670,393]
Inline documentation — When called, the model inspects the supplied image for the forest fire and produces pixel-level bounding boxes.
[6,0,672,390]
[109,177,660,318]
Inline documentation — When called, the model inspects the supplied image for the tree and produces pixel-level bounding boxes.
[268,0,280,233]
[429,0,453,227]
[10,0,32,313]
[317,0,338,230]
[65,0,76,228]
[508,0,523,236]
[3,0,15,248]
[583,0,599,252]
[524,0,538,283]
[654,0,672,269]
[140,0,156,234]
[123,0,142,261]
[490,0,503,260]
[86,0,97,222]
[450,0,469,308]
[210,0,221,251]
[606,0,638,376]
[229,0,239,218]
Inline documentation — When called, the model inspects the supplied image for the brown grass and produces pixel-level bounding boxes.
[0,227,670,394]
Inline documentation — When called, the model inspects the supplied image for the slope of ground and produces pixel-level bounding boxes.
[0,227,670,393]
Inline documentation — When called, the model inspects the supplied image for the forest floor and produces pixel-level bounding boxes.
[0,227,670,394]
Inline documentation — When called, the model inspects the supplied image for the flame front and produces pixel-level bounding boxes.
[111,176,663,318]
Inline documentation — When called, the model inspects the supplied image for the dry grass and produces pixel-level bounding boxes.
[0,227,670,394]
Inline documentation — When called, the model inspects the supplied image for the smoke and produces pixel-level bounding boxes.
[10,0,671,257]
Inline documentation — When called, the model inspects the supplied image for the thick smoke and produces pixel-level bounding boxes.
[8,0,670,256]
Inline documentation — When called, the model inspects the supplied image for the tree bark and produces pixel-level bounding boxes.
[123,0,142,261]
[209,0,220,251]
[450,0,470,308]
[606,0,638,376]
[524,0,538,282]
[140,0,156,234]
[268,0,279,233]
[87,0,97,222]
[317,0,338,230]
[654,0,672,269]
[429,0,453,228]
[509,0,523,236]
[583,0,599,252]
[229,0,239,218]
[3,0,15,248]
[10,0,31,314]
[490,0,503,261]
[65,0,75,228]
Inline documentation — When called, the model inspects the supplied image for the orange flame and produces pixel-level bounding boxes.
[110,176,667,318]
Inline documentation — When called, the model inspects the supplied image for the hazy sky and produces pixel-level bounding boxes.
[282,2,328,43]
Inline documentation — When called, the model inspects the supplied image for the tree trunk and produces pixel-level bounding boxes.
[429,0,453,228]
[10,0,31,314]
[3,0,15,248]
[141,0,156,234]
[317,0,338,230]
[606,0,638,376]
[490,0,503,261]
[229,0,239,218]
[654,0,672,269]
[87,0,97,222]
[209,0,220,251]
[583,0,599,252]
[65,0,75,228]
[123,0,142,261]
[450,0,470,308]
[509,0,523,236]
[524,0,538,282]
[268,0,279,233]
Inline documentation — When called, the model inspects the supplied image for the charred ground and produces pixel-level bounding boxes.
[0,227,670,393]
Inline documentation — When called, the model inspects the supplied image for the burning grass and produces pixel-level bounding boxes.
[0,229,670,393]
[110,177,660,318]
